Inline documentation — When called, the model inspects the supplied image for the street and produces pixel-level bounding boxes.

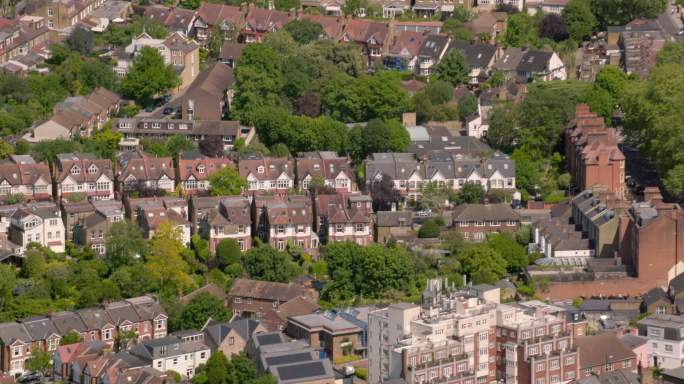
[657,2,684,41]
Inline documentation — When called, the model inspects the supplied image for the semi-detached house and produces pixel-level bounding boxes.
[239,154,294,196]
[54,153,114,201]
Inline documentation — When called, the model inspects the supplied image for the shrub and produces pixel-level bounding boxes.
[418,219,440,238]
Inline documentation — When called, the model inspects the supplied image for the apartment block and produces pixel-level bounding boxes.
[367,279,585,384]
[21,0,106,31]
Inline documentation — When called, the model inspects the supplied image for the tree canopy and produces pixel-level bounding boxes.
[208,167,247,196]
[121,46,180,106]
[435,49,469,86]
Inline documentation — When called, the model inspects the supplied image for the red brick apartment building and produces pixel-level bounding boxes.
[566,104,625,199]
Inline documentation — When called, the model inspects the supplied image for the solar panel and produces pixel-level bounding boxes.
[265,352,313,367]
[277,361,327,381]
[257,333,282,345]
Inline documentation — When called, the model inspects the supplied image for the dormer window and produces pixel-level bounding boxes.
[257,166,264,174]
[88,164,98,174]
[71,166,81,175]
[198,164,205,174]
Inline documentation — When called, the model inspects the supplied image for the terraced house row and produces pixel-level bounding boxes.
[0,295,167,376]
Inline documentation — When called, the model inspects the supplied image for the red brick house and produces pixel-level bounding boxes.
[239,154,294,196]
[177,152,234,195]
[54,153,114,201]
[296,151,353,193]
[452,203,520,241]
[242,6,293,43]
[200,196,252,252]
[0,155,51,202]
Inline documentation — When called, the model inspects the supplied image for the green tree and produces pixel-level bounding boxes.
[25,350,52,376]
[657,42,684,67]
[283,20,324,44]
[176,292,231,330]
[504,12,539,47]
[562,0,597,41]
[145,222,193,294]
[167,135,196,158]
[67,26,94,55]
[0,141,14,159]
[435,49,469,86]
[208,167,247,196]
[60,330,82,345]
[215,238,242,267]
[453,182,485,204]
[0,264,16,320]
[594,65,629,100]
[418,220,441,238]
[442,19,474,41]
[242,246,301,283]
[487,233,528,272]
[486,103,518,153]
[458,93,478,123]
[590,0,667,27]
[23,249,47,279]
[458,245,508,284]
[121,46,180,106]
[106,221,148,269]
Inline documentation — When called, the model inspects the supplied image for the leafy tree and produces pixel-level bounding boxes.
[418,220,441,238]
[370,174,401,211]
[590,0,667,27]
[353,119,410,161]
[215,238,242,267]
[199,136,225,158]
[242,246,301,283]
[435,50,469,86]
[458,93,478,123]
[539,13,569,41]
[145,222,193,294]
[657,42,684,67]
[67,27,94,55]
[4,193,25,205]
[453,182,485,204]
[420,182,452,211]
[594,65,629,101]
[562,0,597,41]
[275,0,299,10]
[270,143,291,158]
[458,244,507,284]
[121,46,180,106]
[60,330,82,345]
[0,264,16,319]
[0,141,14,159]
[486,103,518,153]
[487,233,528,272]
[23,249,47,279]
[504,12,539,47]
[208,167,247,196]
[284,20,324,44]
[425,80,454,105]
[167,135,196,158]
[106,221,148,269]
[25,350,52,376]
[176,292,231,330]
[442,19,474,41]
[115,329,138,351]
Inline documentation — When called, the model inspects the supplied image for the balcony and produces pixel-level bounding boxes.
[412,353,469,370]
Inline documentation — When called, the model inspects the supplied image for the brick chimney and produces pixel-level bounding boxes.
[402,112,416,127]
[644,186,663,206]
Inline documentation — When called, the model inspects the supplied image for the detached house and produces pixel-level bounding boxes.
[0,155,51,202]
[200,196,252,252]
[177,152,234,195]
[295,151,353,193]
[340,18,390,62]
[452,203,520,241]
[194,3,245,43]
[54,153,114,201]
[384,30,425,72]
[243,6,293,43]
[417,33,450,76]
[517,49,566,81]
[74,200,124,255]
[116,150,175,195]
[239,154,294,195]
[8,203,65,255]
[129,335,210,379]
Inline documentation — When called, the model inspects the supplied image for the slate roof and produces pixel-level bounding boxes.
[50,311,88,334]
[670,273,684,297]
[376,211,413,227]
[418,34,450,60]
[447,40,497,69]
[451,204,519,222]
[178,152,233,182]
[229,278,308,302]
[365,153,419,181]
[493,47,525,71]
[20,316,60,340]
[116,150,174,183]
[295,151,351,181]
[643,287,670,306]
[0,322,32,344]
[517,49,553,73]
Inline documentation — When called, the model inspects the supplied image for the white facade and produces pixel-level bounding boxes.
[246,172,293,192]
[10,210,65,254]
[58,173,114,200]
[150,345,210,378]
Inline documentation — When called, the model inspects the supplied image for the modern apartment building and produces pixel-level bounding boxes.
[368,279,585,384]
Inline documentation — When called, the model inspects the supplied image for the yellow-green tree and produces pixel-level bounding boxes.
[145,222,193,294]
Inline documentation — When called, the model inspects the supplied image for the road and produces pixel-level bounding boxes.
[657,3,684,41]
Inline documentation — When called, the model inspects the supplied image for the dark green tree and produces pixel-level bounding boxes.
[121,46,180,106]
[435,50,469,86]
[562,0,597,41]
[453,182,485,204]
[458,93,478,123]
[242,246,301,283]
[60,330,82,345]
[418,220,441,238]
[175,292,231,331]
[457,244,508,284]
[67,27,94,55]
[215,238,242,267]
[283,20,324,44]
[105,221,148,269]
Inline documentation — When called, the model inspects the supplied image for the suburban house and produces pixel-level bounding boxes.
[26,87,120,142]
[300,0,345,16]
[162,61,235,121]
[0,15,49,65]
[129,198,191,245]
[7,202,65,255]
[239,154,294,195]
[189,195,222,233]
[242,6,293,43]
[451,203,520,241]
[201,318,268,358]
[575,333,637,378]
[365,152,422,201]
[199,196,252,252]
[218,42,245,68]
[464,11,507,43]
[115,32,199,91]
[255,195,318,251]
[228,278,318,332]
[142,5,197,36]
[194,3,245,43]
[417,33,450,76]
[375,211,413,243]
[19,0,106,32]
[128,334,210,379]
[177,152,234,195]
[54,153,114,201]
[340,18,389,63]
[295,151,353,193]
[299,14,346,39]
[516,49,567,81]
[114,118,255,152]
[116,150,175,194]
[384,30,425,72]
[0,295,167,376]
[641,287,674,316]
[446,40,497,85]
[0,155,51,202]
[314,193,373,246]
[73,200,124,255]
[286,313,363,361]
